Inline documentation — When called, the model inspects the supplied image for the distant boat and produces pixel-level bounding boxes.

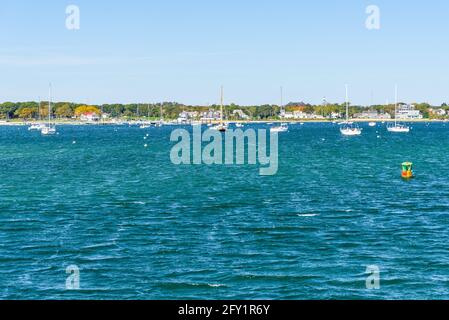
[211,86,227,132]
[369,122,377,127]
[41,126,56,135]
[387,124,410,133]
[270,123,288,133]
[235,123,244,128]
[340,85,362,136]
[29,100,45,131]
[211,123,228,132]
[270,88,289,133]
[29,123,45,131]
[158,104,164,127]
[41,84,57,136]
[387,85,410,133]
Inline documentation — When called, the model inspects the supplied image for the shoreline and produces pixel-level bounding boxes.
[1,118,447,126]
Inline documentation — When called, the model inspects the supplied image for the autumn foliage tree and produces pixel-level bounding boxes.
[74,105,101,117]
[15,107,35,119]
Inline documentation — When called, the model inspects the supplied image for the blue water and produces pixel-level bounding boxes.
[1,122,449,300]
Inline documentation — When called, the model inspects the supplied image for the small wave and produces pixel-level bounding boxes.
[208,284,226,288]
[297,214,319,217]
[159,282,227,289]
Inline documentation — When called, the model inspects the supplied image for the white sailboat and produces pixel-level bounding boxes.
[140,105,151,128]
[387,85,410,133]
[29,99,45,131]
[271,87,289,133]
[340,85,362,136]
[211,86,227,132]
[41,85,57,135]
[270,123,288,133]
[157,103,164,127]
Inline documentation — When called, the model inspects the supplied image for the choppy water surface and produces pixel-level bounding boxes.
[1,122,449,300]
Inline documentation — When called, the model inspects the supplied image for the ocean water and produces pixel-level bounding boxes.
[1,122,449,300]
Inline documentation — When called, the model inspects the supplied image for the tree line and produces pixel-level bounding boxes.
[0,101,447,120]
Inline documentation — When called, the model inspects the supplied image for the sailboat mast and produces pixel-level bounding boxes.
[280,86,284,116]
[48,84,52,125]
[38,97,41,121]
[394,85,398,126]
[345,84,349,122]
[220,86,224,124]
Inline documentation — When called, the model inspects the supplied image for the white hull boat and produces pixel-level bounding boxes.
[340,127,362,136]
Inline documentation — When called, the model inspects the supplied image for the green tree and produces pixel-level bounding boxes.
[55,104,74,118]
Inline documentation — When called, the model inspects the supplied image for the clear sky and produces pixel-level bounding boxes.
[1,0,448,106]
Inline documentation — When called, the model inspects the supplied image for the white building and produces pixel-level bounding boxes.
[80,112,100,122]
[353,111,391,119]
[329,112,342,119]
[397,104,423,119]
[282,111,325,119]
[177,111,189,124]
[200,110,222,121]
[429,108,446,116]
[232,109,250,120]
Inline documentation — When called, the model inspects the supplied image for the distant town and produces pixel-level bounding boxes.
[0,100,448,124]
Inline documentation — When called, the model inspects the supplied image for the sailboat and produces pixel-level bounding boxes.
[270,123,288,133]
[41,85,57,135]
[340,85,362,136]
[157,103,164,127]
[387,85,410,133]
[140,105,151,128]
[211,86,227,132]
[271,87,289,133]
[29,99,45,131]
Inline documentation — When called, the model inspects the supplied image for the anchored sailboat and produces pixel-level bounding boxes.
[387,85,410,133]
[211,86,227,132]
[28,98,45,131]
[271,87,289,133]
[41,84,57,135]
[340,85,362,136]
[158,103,164,127]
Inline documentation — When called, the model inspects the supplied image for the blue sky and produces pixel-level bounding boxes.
[0,0,448,105]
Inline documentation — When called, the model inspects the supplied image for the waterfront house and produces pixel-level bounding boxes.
[397,104,423,120]
[232,109,250,120]
[429,108,446,116]
[80,112,100,122]
[281,111,325,120]
[353,111,391,120]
